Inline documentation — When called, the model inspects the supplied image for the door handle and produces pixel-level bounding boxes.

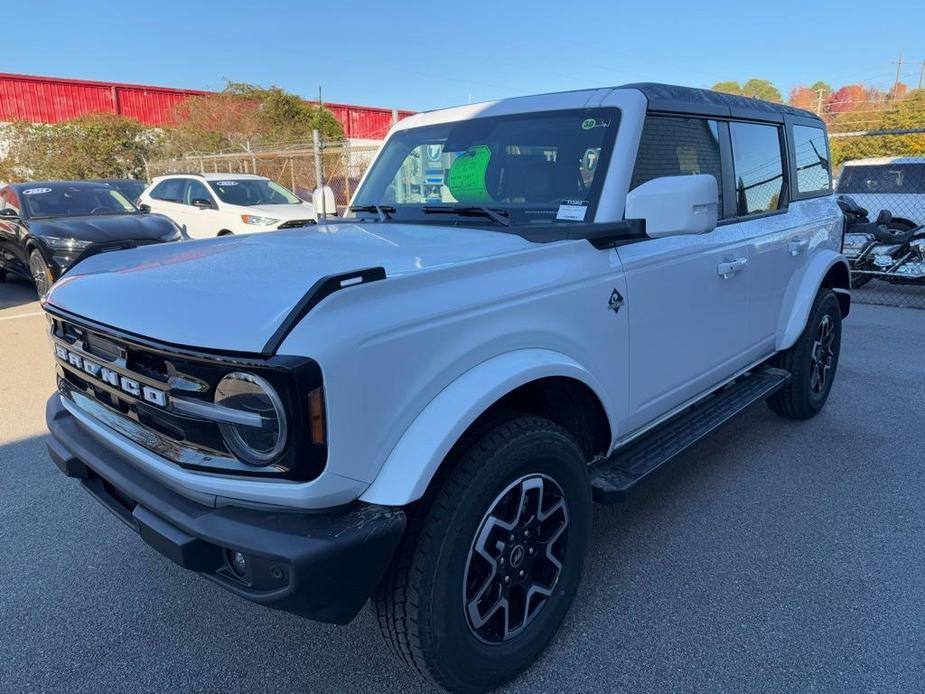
[788,238,810,256]
[717,257,747,279]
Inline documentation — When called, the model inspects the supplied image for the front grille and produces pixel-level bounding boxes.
[47,312,325,481]
[277,219,315,229]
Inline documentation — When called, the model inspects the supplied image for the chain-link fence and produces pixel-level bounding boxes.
[147,141,381,212]
[831,127,925,309]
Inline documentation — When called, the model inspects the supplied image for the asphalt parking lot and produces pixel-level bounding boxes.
[1,275,923,694]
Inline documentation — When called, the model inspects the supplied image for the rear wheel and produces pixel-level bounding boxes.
[767,288,842,419]
[29,250,53,297]
[375,414,591,692]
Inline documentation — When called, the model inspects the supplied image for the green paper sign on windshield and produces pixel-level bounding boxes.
[447,145,493,202]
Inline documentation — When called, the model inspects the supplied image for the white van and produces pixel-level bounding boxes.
[139,173,316,239]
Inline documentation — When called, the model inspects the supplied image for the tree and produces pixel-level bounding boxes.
[166,82,345,155]
[829,89,925,166]
[827,84,870,114]
[0,113,161,182]
[789,86,819,112]
[711,81,742,95]
[741,78,783,103]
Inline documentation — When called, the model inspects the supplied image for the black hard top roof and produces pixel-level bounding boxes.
[620,82,822,124]
[10,180,119,189]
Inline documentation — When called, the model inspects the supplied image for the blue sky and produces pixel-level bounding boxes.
[4,0,924,111]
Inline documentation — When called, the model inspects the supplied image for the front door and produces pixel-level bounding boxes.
[617,227,752,435]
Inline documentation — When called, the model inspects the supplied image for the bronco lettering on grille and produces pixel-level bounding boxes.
[54,344,168,407]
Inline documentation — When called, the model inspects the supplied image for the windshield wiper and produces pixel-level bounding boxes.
[421,205,512,227]
[349,204,395,222]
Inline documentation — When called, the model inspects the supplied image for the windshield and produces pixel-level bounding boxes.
[836,163,925,194]
[352,108,619,225]
[20,185,137,219]
[208,179,301,206]
[104,180,147,202]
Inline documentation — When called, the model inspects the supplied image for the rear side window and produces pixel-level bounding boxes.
[730,122,785,216]
[3,188,21,215]
[792,125,831,194]
[836,163,925,194]
[151,178,185,203]
[631,116,724,215]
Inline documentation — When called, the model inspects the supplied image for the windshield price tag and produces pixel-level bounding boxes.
[556,200,588,221]
[23,187,52,195]
[215,180,238,186]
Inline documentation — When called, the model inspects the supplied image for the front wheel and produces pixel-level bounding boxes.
[767,288,842,419]
[374,414,591,692]
[29,250,53,298]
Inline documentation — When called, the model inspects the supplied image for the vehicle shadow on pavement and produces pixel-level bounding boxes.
[0,278,39,311]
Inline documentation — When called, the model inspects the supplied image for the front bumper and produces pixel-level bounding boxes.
[46,395,405,624]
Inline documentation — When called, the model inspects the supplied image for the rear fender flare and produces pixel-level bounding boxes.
[359,349,613,507]
[777,252,850,351]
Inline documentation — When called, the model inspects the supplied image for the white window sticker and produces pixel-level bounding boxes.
[23,187,52,195]
[214,180,238,186]
[556,200,588,221]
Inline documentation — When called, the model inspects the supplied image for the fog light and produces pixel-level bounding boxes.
[228,550,248,577]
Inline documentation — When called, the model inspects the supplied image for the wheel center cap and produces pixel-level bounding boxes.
[509,544,526,568]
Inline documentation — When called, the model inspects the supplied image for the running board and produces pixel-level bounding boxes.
[590,366,790,503]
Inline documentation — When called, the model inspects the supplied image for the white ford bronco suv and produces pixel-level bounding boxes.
[43,84,849,692]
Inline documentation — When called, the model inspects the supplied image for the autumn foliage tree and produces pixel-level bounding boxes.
[0,113,162,182]
[166,82,345,155]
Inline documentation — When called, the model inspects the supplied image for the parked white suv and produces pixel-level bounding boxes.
[43,83,849,692]
[138,173,316,239]
[835,157,925,229]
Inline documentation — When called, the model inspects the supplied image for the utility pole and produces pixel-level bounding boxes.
[918,59,925,91]
[891,49,904,98]
[815,88,826,115]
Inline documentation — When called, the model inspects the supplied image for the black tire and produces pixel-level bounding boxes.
[28,250,53,297]
[873,223,917,245]
[767,288,842,419]
[374,414,591,692]
[217,229,234,236]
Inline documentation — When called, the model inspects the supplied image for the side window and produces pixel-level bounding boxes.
[730,122,785,216]
[792,125,831,195]
[630,116,724,216]
[184,179,212,205]
[4,188,21,215]
[151,179,185,203]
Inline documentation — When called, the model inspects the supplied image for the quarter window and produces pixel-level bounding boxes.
[792,125,831,194]
[631,116,724,215]
[730,122,785,216]
[151,178,185,203]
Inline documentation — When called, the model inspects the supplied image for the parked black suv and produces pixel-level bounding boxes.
[0,181,181,296]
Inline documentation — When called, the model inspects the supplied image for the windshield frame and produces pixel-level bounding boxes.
[207,178,302,206]
[351,107,622,228]
[19,184,139,220]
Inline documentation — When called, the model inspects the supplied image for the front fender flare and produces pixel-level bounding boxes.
[777,251,850,351]
[359,349,613,507]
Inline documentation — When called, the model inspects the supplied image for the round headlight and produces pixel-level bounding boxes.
[214,372,287,466]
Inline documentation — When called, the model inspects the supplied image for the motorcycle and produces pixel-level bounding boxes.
[838,195,925,289]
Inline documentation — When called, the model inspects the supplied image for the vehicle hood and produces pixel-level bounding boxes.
[29,213,177,243]
[235,202,315,219]
[45,221,534,353]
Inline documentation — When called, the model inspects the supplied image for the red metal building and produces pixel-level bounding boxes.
[0,72,414,140]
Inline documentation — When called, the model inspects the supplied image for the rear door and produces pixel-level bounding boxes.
[0,187,28,276]
[618,115,752,433]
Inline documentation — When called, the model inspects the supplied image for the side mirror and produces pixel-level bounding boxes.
[191,199,213,209]
[0,207,19,219]
[625,174,718,238]
[138,203,151,213]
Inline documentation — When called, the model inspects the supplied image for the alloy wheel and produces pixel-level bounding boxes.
[463,474,569,644]
[810,314,835,395]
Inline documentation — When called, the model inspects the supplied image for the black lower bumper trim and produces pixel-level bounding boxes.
[46,395,405,624]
